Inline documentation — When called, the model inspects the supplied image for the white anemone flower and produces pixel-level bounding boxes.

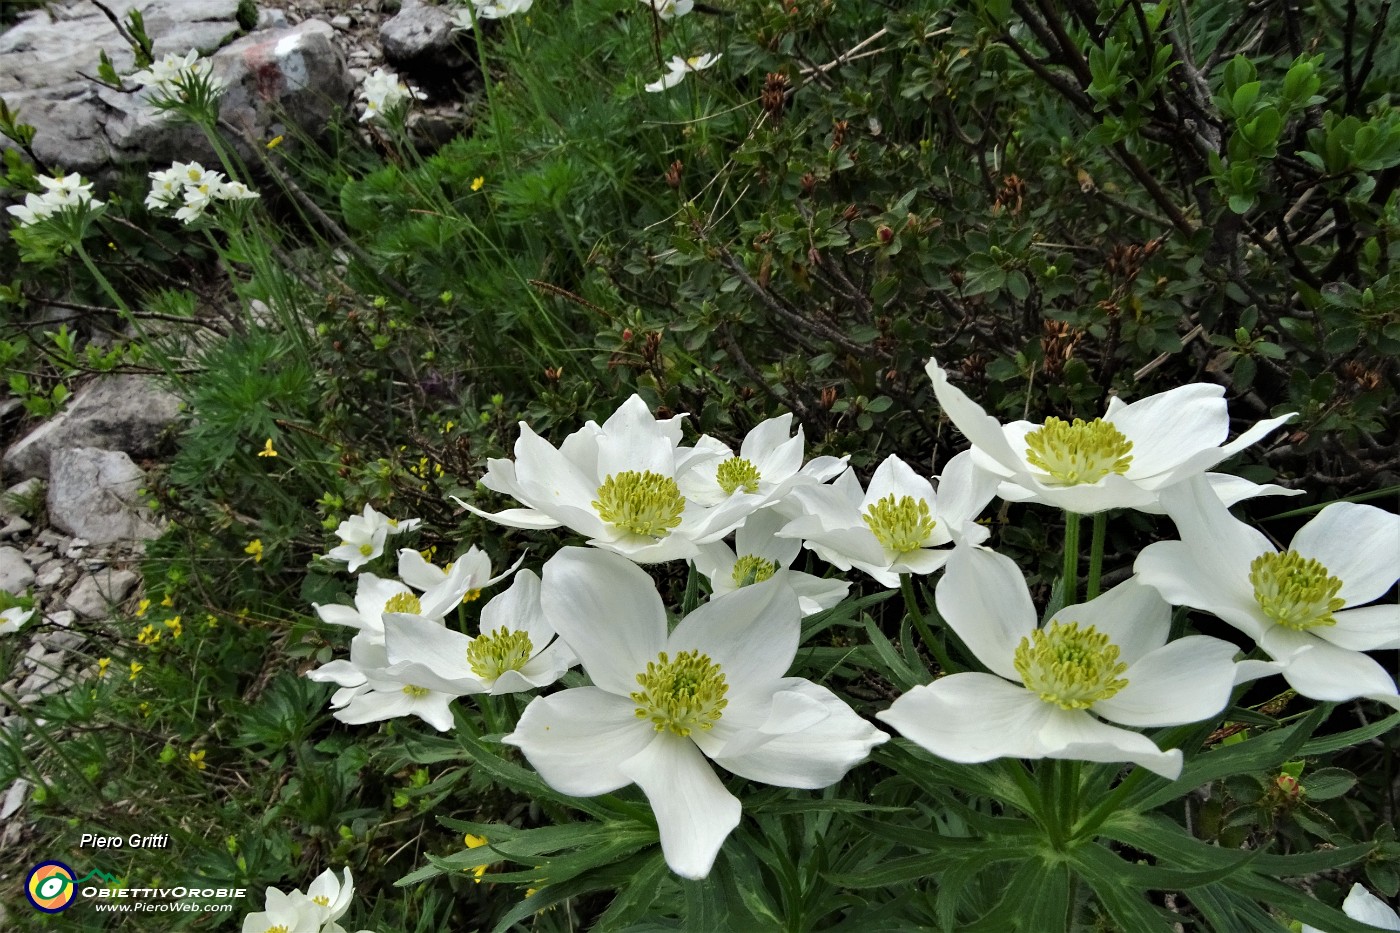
[777,451,999,587]
[645,53,722,93]
[925,358,1298,514]
[130,50,224,99]
[146,164,185,209]
[679,413,846,510]
[240,886,320,933]
[505,548,888,879]
[314,557,489,646]
[457,394,763,564]
[639,0,694,19]
[304,866,354,926]
[1135,476,1400,709]
[383,569,576,696]
[327,504,422,572]
[311,631,459,731]
[396,544,517,595]
[878,546,1253,780]
[1301,884,1400,933]
[0,606,34,635]
[7,174,102,227]
[358,67,426,123]
[693,509,848,616]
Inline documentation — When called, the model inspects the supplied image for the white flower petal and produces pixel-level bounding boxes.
[669,577,800,691]
[540,548,665,694]
[1316,604,1400,652]
[1290,502,1400,607]
[1106,384,1227,477]
[934,546,1034,680]
[1342,885,1400,930]
[1059,578,1170,666]
[877,673,1053,762]
[1037,707,1183,779]
[1134,540,1267,640]
[710,681,887,788]
[618,733,741,880]
[1262,628,1400,708]
[504,687,653,795]
[926,358,1026,473]
[1092,636,1240,727]
[452,496,563,530]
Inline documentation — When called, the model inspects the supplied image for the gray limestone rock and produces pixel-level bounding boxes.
[65,568,139,619]
[4,375,182,480]
[379,1,470,93]
[46,448,162,545]
[0,5,351,182]
[0,547,34,595]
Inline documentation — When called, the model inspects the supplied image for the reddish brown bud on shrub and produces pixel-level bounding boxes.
[877,225,894,244]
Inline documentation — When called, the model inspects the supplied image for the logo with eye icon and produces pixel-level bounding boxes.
[25,861,77,912]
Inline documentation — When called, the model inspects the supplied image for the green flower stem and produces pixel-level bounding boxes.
[1062,511,1082,607]
[478,695,504,736]
[1085,511,1107,601]
[1037,760,1063,844]
[1058,760,1082,842]
[900,574,956,676]
[72,240,133,318]
[1070,765,1153,841]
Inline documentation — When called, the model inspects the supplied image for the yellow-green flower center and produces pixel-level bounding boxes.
[716,457,762,495]
[1013,620,1128,710]
[731,554,778,587]
[358,543,375,556]
[466,626,535,680]
[263,927,289,933]
[863,494,936,553]
[383,592,423,615]
[1023,417,1134,486]
[312,895,330,907]
[631,650,728,737]
[593,470,685,539]
[1249,550,1344,631]
[402,685,431,697]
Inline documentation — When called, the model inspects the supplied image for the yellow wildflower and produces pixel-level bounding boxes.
[137,624,161,646]
[205,614,219,630]
[257,438,279,458]
[471,176,484,191]
[136,598,151,618]
[267,135,285,149]
[464,834,489,883]
[245,539,264,563]
[96,657,111,679]
[160,594,174,608]
[188,749,207,771]
[129,661,144,681]
[164,616,183,640]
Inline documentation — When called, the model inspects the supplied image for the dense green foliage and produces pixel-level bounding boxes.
[0,0,1397,929]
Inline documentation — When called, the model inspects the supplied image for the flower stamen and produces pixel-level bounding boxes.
[402,685,431,698]
[631,650,728,737]
[1023,417,1133,486]
[467,627,535,680]
[731,554,778,587]
[593,470,686,538]
[1249,550,1345,631]
[716,457,762,495]
[383,592,423,615]
[1013,620,1128,710]
[863,494,936,553]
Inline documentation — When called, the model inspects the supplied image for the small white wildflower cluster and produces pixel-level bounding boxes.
[129,50,226,117]
[645,53,722,93]
[6,174,103,228]
[326,504,422,572]
[241,867,374,933]
[357,68,426,124]
[146,162,259,224]
[451,0,533,30]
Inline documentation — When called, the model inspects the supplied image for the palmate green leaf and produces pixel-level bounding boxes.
[1127,703,1329,812]
[488,849,663,933]
[958,856,1073,932]
[1103,811,1373,877]
[1189,882,1287,933]
[837,839,1029,888]
[1068,843,1178,932]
